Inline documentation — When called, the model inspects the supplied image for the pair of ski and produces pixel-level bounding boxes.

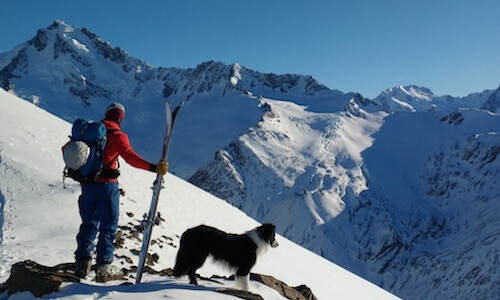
[135,100,184,284]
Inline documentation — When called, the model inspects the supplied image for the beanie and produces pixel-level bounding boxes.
[105,102,125,124]
[106,102,125,114]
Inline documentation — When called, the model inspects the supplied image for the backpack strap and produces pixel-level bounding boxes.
[99,128,121,179]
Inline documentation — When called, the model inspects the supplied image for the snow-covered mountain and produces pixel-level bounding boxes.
[190,94,500,299]
[0,89,398,299]
[372,84,500,113]
[0,20,354,178]
[1,20,499,299]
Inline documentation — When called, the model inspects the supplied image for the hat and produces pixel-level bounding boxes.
[105,102,125,124]
[106,102,125,114]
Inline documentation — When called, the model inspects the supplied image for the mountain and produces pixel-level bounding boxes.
[0,20,353,178]
[190,100,500,299]
[371,84,499,113]
[1,20,499,299]
[0,89,398,299]
[189,92,500,299]
[480,85,500,112]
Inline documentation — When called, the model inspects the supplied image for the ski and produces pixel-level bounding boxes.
[135,100,184,284]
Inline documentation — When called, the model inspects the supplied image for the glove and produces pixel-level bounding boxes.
[155,161,169,175]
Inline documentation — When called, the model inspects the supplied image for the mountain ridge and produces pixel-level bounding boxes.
[0,20,351,176]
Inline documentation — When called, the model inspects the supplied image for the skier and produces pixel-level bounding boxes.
[74,102,169,282]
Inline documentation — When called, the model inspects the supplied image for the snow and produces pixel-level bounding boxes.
[0,89,398,299]
[218,96,387,224]
[55,20,75,33]
[70,38,90,53]
[230,63,241,86]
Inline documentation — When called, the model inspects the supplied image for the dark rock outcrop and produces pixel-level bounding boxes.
[4,260,79,297]
[217,288,264,300]
[250,273,317,300]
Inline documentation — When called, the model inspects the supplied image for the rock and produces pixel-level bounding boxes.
[146,252,160,266]
[211,273,317,300]
[217,288,264,300]
[293,284,317,300]
[5,260,79,297]
[250,273,317,300]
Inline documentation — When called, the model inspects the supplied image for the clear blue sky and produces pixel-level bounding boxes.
[1,0,499,98]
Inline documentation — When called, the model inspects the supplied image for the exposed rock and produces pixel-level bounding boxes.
[250,273,317,300]
[28,29,48,51]
[146,252,160,266]
[211,273,317,300]
[4,260,79,297]
[216,288,264,300]
[128,266,174,277]
[2,259,316,299]
[440,111,464,125]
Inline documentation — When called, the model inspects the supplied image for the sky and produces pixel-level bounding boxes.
[1,0,499,98]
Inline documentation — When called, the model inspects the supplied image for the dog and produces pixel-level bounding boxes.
[173,223,279,290]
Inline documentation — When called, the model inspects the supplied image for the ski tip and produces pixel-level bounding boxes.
[165,100,185,111]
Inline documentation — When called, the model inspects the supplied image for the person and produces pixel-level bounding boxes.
[74,102,168,282]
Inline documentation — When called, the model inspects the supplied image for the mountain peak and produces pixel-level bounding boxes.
[386,85,435,100]
[47,20,76,33]
[372,85,439,112]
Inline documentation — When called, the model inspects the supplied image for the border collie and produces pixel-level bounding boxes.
[173,223,279,290]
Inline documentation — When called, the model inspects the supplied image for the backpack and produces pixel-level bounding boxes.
[62,118,108,182]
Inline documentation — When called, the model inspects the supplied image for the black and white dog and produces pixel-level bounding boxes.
[173,223,279,290]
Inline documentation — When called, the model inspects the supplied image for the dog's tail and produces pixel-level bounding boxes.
[173,241,189,278]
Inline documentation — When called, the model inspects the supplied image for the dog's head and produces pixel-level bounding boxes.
[257,223,279,248]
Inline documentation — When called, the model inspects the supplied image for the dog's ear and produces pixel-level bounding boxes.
[258,223,277,244]
[259,223,275,235]
[262,223,276,231]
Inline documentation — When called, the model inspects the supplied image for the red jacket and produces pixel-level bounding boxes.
[99,119,153,182]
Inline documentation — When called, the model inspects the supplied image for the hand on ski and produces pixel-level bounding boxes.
[155,160,169,174]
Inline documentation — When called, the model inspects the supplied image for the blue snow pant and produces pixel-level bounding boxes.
[74,182,120,264]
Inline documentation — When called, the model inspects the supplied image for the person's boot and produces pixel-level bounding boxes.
[74,258,92,278]
[95,263,125,282]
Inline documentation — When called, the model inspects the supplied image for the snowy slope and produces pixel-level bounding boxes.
[0,90,398,299]
[190,95,387,242]
[355,109,500,299]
